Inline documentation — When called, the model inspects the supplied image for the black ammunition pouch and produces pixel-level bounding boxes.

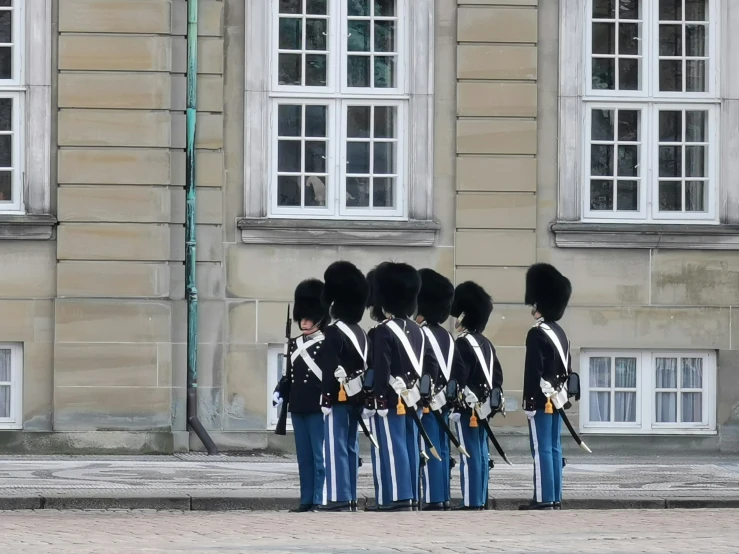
[489,387,504,413]
[362,368,375,393]
[567,372,581,401]
[445,379,458,403]
[419,373,432,401]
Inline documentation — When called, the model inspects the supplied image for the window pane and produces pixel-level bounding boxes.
[279,18,302,50]
[346,177,370,207]
[347,142,370,174]
[656,392,677,422]
[374,107,396,139]
[659,60,683,92]
[685,181,706,211]
[685,0,707,21]
[374,177,394,207]
[277,176,300,206]
[591,145,614,176]
[304,176,327,207]
[348,0,370,16]
[617,145,638,177]
[620,0,640,19]
[589,357,611,388]
[592,58,615,90]
[278,54,301,86]
[278,105,301,137]
[0,10,11,43]
[375,0,395,17]
[375,21,396,52]
[306,19,327,51]
[659,111,682,142]
[686,25,706,56]
[348,20,371,52]
[593,0,615,18]
[306,0,327,15]
[0,171,10,201]
[347,106,371,138]
[659,0,681,21]
[616,181,638,210]
[0,48,10,80]
[305,54,327,86]
[278,141,301,172]
[618,59,640,90]
[686,111,707,142]
[375,56,396,88]
[0,135,12,167]
[685,145,705,177]
[593,23,615,55]
[686,60,706,92]
[659,146,681,177]
[591,109,614,141]
[681,392,702,422]
[0,350,9,382]
[305,106,327,137]
[614,392,637,422]
[619,23,640,55]
[590,180,614,210]
[0,385,8,418]
[681,358,703,388]
[373,142,394,174]
[615,357,637,388]
[659,181,682,211]
[590,392,611,422]
[659,25,682,56]
[279,0,301,14]
[618,110,639,141]
[348,56,371,87]
[304,141,326,173]
[655,357,678,388]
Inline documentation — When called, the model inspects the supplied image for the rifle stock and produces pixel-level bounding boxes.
[275,305,292,436]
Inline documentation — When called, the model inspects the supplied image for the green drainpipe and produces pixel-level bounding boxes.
[185,0,218,455]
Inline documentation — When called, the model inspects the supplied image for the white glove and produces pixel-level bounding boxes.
[321,406,332,416]
[377,409,389,418]
[463,388,478,407]
[404,386,421,408]
[540,378,556,398]
[390,376,407,395]
[272,392,282,407]
[334,366,347,383]
[362,408,376,420]
[524,410,536,419]
[449,411,461,424]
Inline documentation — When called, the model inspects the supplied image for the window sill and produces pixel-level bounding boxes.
[238,218,440,247]
[580,428,717,436]
[551,222,739,250]
[0,214,57,240]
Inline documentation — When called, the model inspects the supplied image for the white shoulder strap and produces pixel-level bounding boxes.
[422,327,454,381]
[537,323,570,372]
[386,320,425,377]
[465,334,493,388]
[290,334,324,381]
[335,321,368,369]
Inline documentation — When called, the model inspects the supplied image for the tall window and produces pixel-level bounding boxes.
[0,343,22,430]
[583,0,718,223]
[580,350,716,434]
[270,0,408,219]
[0,0,23,212]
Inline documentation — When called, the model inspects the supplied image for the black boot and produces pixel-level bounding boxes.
[443,501,451,511]
[289,504,313,513]
[422,502,445,511]
[316,501,352,512]
[378,500,413,512]
[518,501,554,511]
[451,504,484,511]
[411,500,418,511]
[350,500,358,512]
[554,502,562,510]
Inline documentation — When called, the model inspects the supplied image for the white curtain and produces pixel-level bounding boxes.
[681,358,703,422]
[655,358,677,422]
[0,350,10,418]
[589,357,611,422]
[614,357,637,422]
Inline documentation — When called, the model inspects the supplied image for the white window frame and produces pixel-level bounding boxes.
[580,349,716,435]
[0,342,23,430]
[245,0,434,222]
[0,0,52,216]
[266,344,292,432]
[557,0,738,225]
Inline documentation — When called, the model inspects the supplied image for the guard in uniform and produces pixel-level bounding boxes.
[449,281,504,510]
[371,262,424,512]
[317,261,370,512]
[520,263,573,511]
[273,279,329,512]
[416,269,455,511]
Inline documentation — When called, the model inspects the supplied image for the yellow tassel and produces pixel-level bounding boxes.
[423,406,430,414]
[469,412,478,428]
[545,398,554,414]
[396,396,406,415]
[338,383,347,402]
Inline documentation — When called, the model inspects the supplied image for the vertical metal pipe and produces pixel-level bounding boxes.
[185,0,217,455]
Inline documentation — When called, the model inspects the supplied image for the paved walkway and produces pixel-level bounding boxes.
[1,509,737,553]
[0,454,737,510]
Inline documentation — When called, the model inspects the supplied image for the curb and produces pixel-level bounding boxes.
[2,496,738,511]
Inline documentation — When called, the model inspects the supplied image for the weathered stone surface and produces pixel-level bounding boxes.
[171,189,223,225]
[57,262,171,298]
[716,350,739,426]
[457,157,537,192]
[172,0,224,37]
[457,120,537,155]
[58,149,172,186]
[22,342,53,431]
[456,230,535,267]
[57,223,174,261]
[58,186,171,223]
[169,225,223,262]
[55,300,172,343]
[483,304,534,348]
[58,110,173,148]
[224,344,269,430]
[197,76,224,112]
[458,45,537,80]
[495,347,526,391]
[168,343,224,389]
[171,151,224,187]
[59,0,172,34]
[456,193,536,229]
[228,302,257,345]
[458,82,537,117]
[55,343,159,387]
[0,242,56,299]
[59,36,172,71]
[455,266,527,304]
[54,387,171,431]
[172,38,224,74]
[196,114,225,149]
[0,301,53,343]
[169,262,224,300]
[651,250,739,306]
[59,73,175,110]
[171,300,225,344]
[257,302,291,344]
[458,6,538,43]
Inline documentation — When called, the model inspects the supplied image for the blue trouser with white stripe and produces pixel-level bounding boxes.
[292,412,326,506]
[421,410,451,504]
[406,408,421,502]
[324,403,359,504]
[527,410,563,503]
[373,411,413,504]
[456,413,488,508]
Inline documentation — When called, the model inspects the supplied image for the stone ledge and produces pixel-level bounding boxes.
[0,214,57,240]
[551,222,739,250]
[238,218,440,247]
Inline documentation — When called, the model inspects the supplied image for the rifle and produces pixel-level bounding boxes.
[275,305,291,436]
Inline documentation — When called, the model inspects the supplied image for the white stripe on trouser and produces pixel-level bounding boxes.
[457,420,469,507]
[383,416,398,502]
[370,417,383,506]
[328,411,337,502]
[420,434,429,503]
[320,434,328,505]
[529,416,542,503]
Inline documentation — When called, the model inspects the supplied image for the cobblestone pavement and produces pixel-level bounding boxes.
[0,509,736,553]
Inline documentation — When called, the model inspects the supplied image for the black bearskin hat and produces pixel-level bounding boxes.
[525,263,572,322]
[323,261,369,324]
[293,279,328,325]
[450,281,493,333]
[374,262,421,318]
[365,268,384,322]
[417,269,454,325]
